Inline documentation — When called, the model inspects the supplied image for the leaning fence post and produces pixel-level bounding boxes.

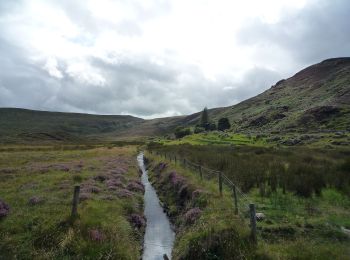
[233,185,238,215]
[71,185,80,217]
[249,203,257,243]
[218,172,223,196]
[199,165,203,180]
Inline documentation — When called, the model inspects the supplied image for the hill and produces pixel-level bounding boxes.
[1,58,349,143]
[186,58,350,133]
[0,108,144,143]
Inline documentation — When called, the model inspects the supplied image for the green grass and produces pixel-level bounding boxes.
[147,144,350,259]
[156,132,268,146]
[0,145,144,259]
[145,152,260,259]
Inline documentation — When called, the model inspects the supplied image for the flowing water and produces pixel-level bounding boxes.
[137,152,175,260]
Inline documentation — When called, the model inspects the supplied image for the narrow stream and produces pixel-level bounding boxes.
[137,152,175,260]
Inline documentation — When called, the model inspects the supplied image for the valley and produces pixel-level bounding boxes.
[0,58,349,259]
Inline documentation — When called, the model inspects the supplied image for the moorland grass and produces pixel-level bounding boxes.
[0,145,144,259]
[147,144,350,259]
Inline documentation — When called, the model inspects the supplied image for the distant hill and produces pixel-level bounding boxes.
[0,108,144,143]
[1,58,349,143]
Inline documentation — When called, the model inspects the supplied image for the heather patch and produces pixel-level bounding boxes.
[184,207,202,225]
[0,146,144,259]
[0,199,10,218]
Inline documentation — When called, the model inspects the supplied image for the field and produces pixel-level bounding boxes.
[147,142,350,259]
[152,130,350,149]
[0,145,145,259]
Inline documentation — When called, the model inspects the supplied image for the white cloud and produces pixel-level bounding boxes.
[43,57,63,79]
[0,0,349,117]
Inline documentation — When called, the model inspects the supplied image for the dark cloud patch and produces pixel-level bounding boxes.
[238,0,350,65]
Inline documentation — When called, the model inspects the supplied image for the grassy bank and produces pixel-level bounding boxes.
[146,144,350,259]
[0,145,145,259]
[144,152,264,259]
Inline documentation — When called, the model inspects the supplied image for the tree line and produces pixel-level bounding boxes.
[175,107,231,138]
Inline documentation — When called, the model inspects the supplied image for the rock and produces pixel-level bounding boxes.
[28,196,44,206]
[256,212,265,221]
[272,113,286,120]
[0,199,10,218]
[249,116,269,127]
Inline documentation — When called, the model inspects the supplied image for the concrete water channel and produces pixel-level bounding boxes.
[137,152,175,260]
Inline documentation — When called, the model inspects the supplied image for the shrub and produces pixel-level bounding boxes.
[174,127,192,138]
[194,126,205,133]
[218,117,231,131]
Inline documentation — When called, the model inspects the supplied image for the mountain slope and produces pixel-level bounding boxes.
[180,58,350,133]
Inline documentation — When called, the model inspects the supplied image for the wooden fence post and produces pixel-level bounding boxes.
[183,158,186,168]
[199,165,203,180]
[249,203,257,243]
[218,172,223,196]
[174,155,177,164]
[233,185,238,215]
[71,185,80,217]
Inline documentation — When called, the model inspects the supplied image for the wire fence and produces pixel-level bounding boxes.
[148,150,258,243]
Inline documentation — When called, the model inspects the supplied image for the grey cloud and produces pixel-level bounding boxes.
[0,0,349,118]
[238,0,350,65]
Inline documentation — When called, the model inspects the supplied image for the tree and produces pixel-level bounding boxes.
[174,126,192,138]
[218,117,231,131]
[207,122,217,131]
[199,107,209,127]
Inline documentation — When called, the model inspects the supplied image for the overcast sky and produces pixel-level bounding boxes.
[0,0,349,118]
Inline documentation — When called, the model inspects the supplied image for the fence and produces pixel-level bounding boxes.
[149,150,258,243]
